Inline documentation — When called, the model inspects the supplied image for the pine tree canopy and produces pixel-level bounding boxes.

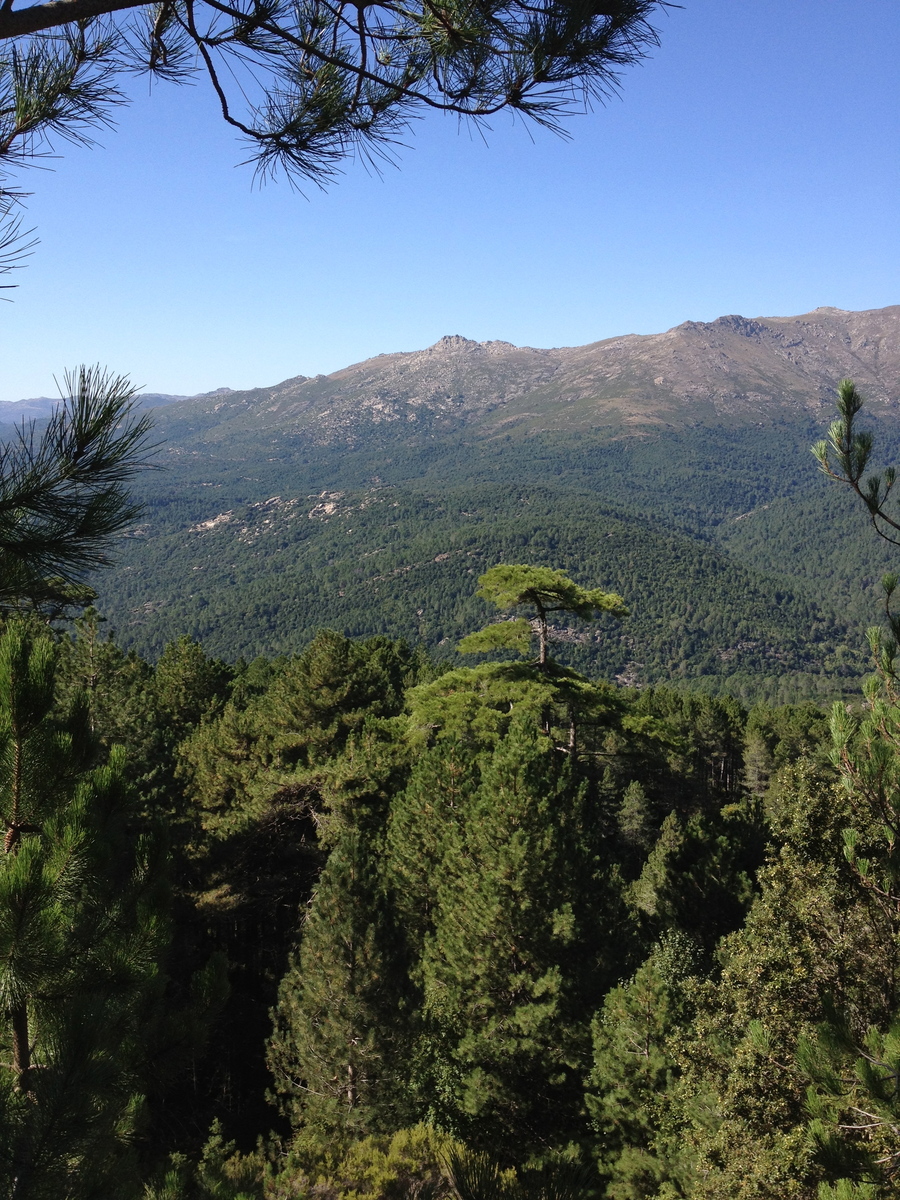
[0,620,168,1198]
[0,365,155,615]
[0,0,667,274]
[463,563,628,666]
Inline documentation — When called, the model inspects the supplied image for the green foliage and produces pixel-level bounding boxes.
[270,615,646,1162]
[469,564,627,667]
[626,800,764,950]
[267,709,418,1148]
[0,620,167,1198]
[743,702,831,798]
[459,619,533,658]
[407,715,612,1154]
[406,660,625,753]
[154,636,233,745]
[0,0,665,257]
[789,590,900,1196]
[268,813,415,1145]
[587,933,701,1198]
[811,380,900,552]
[0,393,883,1193]
[170,633,418,1158]
[179,629,417,838]
[615,781,656,854]
[817,1184,878,1200]
[476,565,628,622]
[0,366,154,614]
[97,423,869,704]
[447,1148,596,1200]
[656,764,889,1200]
[800,1009,900,1199]
[271,1122,460,1200]
[144,1120,266,1199]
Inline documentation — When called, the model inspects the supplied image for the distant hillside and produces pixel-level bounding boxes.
[88,304,900,701]
[0,387,234,425]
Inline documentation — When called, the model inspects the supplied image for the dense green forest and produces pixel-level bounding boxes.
[6,571,899,1199]
[96,416,900,704]
[4,381,900,1199]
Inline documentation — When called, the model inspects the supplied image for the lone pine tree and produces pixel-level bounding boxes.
[460,564,628,669]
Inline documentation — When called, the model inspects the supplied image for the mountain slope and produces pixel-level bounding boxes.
[148,305,900,455]
[107,483,860,705]
[88,303,900,700]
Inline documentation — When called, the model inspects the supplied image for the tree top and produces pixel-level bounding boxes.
[477,563,629,621]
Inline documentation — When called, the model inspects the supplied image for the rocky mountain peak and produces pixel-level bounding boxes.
[432,334,480,350]
[426,335,525,356]
[144,303,900,449]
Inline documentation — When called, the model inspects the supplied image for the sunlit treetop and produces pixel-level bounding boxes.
[460,562,628,667]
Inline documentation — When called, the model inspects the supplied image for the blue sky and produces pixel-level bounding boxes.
[2,0,899,401]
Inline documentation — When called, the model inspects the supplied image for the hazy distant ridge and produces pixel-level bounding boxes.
[0,388,234,425]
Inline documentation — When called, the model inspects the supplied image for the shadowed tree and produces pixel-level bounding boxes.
[0,620,167,1199]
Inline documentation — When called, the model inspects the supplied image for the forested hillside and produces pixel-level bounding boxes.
[107,479,859,705]
[73,304,900,702]
[3,364,900,1200]
[8,575,896,1200]
[100,418,900,703]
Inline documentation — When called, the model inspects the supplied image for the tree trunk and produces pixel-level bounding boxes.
[536,601,548,668]
[11,1002,29,1092]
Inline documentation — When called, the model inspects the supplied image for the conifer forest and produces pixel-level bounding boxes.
[1,370,900,1200]
[0,0,896,1190]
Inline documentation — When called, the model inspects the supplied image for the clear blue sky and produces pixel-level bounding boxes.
[2,0,898,402]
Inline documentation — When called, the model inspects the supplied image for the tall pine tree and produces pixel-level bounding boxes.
[395,712,630,1159]
[0,620,167,1198]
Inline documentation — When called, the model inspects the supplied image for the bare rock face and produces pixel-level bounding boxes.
[152,304,900,447]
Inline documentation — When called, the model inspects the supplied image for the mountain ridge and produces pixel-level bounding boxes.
[145,303,900,453]
[64,301,900,701]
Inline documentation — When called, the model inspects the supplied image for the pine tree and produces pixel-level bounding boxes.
[800,384,900,1194]
[54,608,176,813]
[0,367,155,614]
[615,781,656,856]
[626,800,764,952]
[460,564,627,669]
[409,713,624,1158]
[0,620,167,1198]
[154,636,233,747]
[790,655,900,1196]
[586,932,701,1199]
[659,763,892,1200]
[267,721,416,1152]
[268,826,414,1146]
